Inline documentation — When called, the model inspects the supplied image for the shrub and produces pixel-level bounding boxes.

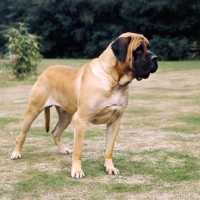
[4,23,42,80]
[150,36,192,61]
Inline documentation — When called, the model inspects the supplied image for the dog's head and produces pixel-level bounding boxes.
[111,32,158,81]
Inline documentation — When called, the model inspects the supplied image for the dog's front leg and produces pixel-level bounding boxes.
[71,114,88,179]
[104,118,121,175]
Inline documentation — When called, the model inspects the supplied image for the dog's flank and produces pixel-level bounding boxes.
[11,32,158,179]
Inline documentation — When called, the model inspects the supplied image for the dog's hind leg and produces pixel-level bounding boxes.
[52,106,73,154]
[11,100,44,160]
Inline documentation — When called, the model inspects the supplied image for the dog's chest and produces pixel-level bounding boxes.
[91,88,128,124]
[107,92,127,110]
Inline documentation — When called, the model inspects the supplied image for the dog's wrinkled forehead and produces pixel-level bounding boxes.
[120,32,149,50]
[111,32,149,63]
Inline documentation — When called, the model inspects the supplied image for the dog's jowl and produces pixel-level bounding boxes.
[11,32,158,179]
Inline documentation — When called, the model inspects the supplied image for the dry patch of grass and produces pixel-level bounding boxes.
[0,60,200,199]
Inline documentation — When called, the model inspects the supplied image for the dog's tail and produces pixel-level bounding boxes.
[44,107,50,133]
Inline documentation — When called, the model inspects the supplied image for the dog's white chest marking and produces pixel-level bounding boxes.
[107,93,126,110]
[108,90,127,107]
[91,89,128,124]
[108,104,125,110]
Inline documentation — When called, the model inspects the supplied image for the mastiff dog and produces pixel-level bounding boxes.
[11,32,158,178]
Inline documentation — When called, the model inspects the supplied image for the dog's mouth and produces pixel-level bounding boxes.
[136,76,143,81]
[134,58,158,81]
[136,74,150,81]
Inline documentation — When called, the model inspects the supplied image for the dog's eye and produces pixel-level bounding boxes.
[135,45,143,56]
[135,50,142,56]
[146,43,150,50]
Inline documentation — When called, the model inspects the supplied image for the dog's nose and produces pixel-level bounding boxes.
[150,54,158,73]
[151,55,158,62]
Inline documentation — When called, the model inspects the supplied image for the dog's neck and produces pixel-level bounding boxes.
[98,45,119,82]
[99,45,134,86]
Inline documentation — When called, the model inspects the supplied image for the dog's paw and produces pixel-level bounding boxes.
[105,166,120,175]
[11,152,22,160]
[60,148,73,155]
[71,169,85,179]
[104,159,120,175]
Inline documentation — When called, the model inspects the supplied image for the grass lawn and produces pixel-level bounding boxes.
[0,59,200,199]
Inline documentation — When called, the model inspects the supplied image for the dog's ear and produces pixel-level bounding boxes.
[111,36,132,62]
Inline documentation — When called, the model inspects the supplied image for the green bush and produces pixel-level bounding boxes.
[150,36,192,61]
[4,23,42,80]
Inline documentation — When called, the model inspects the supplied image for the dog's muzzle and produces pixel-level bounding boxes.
[150,54,158,73]
[135,53,158,81]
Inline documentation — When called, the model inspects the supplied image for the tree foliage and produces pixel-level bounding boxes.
[0,0,200,60]
[4,23,42,80]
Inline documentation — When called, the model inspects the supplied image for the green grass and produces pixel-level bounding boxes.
[181,115,200,125]
[12,171,78,199]
[0,117,21,126]
[134,150,200,182]
[162,114,200,134]
[158,60,200,71]
[8,150,200,199]
[0,59,200,199]
[12,169,153,199]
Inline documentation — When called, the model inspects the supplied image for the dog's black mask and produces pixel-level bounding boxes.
[133,44,158,81]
